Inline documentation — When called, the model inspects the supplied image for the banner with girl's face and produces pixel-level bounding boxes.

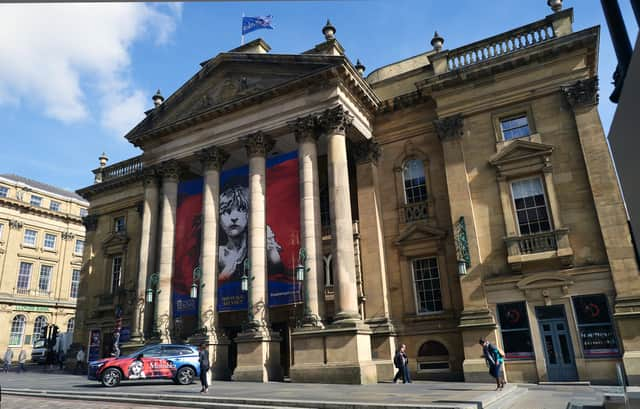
[217,150,301,311]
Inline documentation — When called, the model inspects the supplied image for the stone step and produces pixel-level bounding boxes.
[2,388,478,409]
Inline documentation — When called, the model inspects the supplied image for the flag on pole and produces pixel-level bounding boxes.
[242,15,274,35]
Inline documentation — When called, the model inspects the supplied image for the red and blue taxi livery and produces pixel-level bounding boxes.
[88,344,201,387]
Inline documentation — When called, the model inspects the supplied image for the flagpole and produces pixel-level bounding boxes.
[241,12,245,45]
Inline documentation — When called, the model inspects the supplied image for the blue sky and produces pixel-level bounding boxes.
[0,0,637,191]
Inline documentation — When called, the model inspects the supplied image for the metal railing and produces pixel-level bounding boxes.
[400,201,429,223]
[447,19,555,70]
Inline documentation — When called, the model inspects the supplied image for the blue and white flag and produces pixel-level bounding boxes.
[242,15,274,35]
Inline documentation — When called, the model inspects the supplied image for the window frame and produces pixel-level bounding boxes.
[113,216,126,233]
[67,318,75,333]
[43,233,57,250]
[30,195,42,207]
[496,301,535,360]
[0,186,8,198]
[80,208,88,218]
[32,315,48,345]
[411,257,443,315]
[70,269,80,298]
[74,239,85,255]
[0,223,4,241]
[402,158,429,205]
[23,229,37,247]
[49,201,61,212]
[509,176,553,236]
[500,113,531,141]
[492,104,537,144]
[570,294,620,359]
[9,315,26,346]
[38,264,53,292]
[16,261,33,291]
[111,255,123,294]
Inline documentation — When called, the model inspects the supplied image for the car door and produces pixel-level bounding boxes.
[139,345,164,379]
[161,346,192,377]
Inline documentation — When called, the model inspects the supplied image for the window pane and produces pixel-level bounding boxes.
[39,265,52,291]
[114,217,125,232]
[33,316,48,345]
[74,240,84,254]
[0,186,8,198]
[9,315,26,346]
[50,201,60,211]
[502,331,535,360]
[70,269,80,298]
[80,208,88,217]
[0,224,4,240]
[67,318,75,333]
[44,233,56,249]
[500,115,530,140]
[23,229,37,246]
[498,302,530,330]
[512,178,552,235]
[30,195,42,207]
[512,179,544,199]
[403,160,428,204]
[573,294,612,324]
[17,262,32,290]
[413,258,442,313]
[111,256,122,293]
[578,324,619,358]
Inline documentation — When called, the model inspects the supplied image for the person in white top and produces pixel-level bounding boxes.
[75,346,86,374]
[18,349,27,373]
[3,348,14,373]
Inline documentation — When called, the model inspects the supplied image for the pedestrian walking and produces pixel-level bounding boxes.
[198,344,210,393]
[392,344,411,383]
[3,348,14,373]
[58,349,66,370]
[18,349,27,373]
[75,346,86,374]
[479,338,506,390]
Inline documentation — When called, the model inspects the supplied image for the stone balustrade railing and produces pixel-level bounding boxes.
[93,155,143,183]
[13,288,53,298]
[400,201,429,223]
[447,19,555,71]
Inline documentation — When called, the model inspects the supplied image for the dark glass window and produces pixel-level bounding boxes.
[497,301,534,360]
[500,114,530,140]
[512,178,552,235]
[572,294,619,358]
[412,258,442,313]
[403,159,428,204]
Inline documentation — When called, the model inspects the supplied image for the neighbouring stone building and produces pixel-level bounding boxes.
[75,4,640,385]
[0,174,88,357]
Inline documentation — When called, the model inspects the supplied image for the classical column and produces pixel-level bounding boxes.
[563,78,640,384]
[244,131,274,331]
[131,167,159,343]
[320,106,360,323]
[156,160,181,343]
[291,115,324,327]
[197,146,229,334]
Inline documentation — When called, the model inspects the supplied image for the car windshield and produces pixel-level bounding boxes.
[126,346,149,358]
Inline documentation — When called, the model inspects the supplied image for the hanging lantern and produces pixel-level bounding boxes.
[295,264,305,282]
[146,287,153,303]
[190,282,198,299]
[457,260,468,276]
[241,273,248,293]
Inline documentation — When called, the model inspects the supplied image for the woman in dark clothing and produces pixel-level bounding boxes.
[198,344,210,393]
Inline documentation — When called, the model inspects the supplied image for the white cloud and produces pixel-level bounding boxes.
[0,3,182,132]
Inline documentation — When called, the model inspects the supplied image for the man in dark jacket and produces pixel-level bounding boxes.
[392,344,411,383]
[198,344,210,393]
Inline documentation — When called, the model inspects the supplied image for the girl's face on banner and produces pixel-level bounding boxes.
[221,204,247,238]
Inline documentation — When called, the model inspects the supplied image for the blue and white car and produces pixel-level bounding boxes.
[88,344,201,387]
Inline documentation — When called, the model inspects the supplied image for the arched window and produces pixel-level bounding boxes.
[9,315,26,346]
[67,318,75,333]
[403,159,428,204]
[417,340,450,372]
[33,315,48,345]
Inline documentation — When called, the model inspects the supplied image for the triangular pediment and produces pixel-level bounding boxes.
[489,140,553,167]
[125,52,344,144]
[516,272,573,290]
[102,232,129,255]
[395,222,446,246]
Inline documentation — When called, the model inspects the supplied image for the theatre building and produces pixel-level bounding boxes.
[75,5,640,385]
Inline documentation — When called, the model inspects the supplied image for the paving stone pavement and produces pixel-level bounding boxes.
[0,395,189,409]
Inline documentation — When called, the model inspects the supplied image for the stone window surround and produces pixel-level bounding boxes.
[38,264,53,292]
[509,175,553,236]
[74,239,84,255]
[113,215,126,233]
[42,232,57,251]
[403,252,448,317]
[416,339,451,373]
[392,140,435,223]
[9,314,26,346]
[411,257,444,315]
[491,104,539,148]
[0,186,8,198]
[110,254,123,294]
[489,140,573,270]
[49,200,61,212]
[30,194,43,207]
[22,229,37,248]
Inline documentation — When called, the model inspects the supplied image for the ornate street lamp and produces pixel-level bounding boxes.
[146,272,160,303]
[295,248,311,326]
[190,266,203,299]
[240,258,253,324]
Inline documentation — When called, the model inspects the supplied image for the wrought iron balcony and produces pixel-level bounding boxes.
[400,201,429,223]
[504,228,573,271]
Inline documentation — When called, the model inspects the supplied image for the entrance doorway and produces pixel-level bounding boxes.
[271,322,290,378]
[535,305,578,381]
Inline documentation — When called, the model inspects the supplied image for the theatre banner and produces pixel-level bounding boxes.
[172,178,203,319]
[218,150,301,311]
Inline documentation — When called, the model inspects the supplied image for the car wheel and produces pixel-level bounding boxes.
[101,368,122,387]
[175,366,195,385]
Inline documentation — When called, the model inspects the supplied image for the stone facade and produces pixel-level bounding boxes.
[0,174,87,359]
[75,8,640,385]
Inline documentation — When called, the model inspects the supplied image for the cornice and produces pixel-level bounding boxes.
[0,197,84,226]
[76,172,144,201]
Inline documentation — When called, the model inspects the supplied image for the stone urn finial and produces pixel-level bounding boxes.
[431,31,444,52]
[152,89,164,107]
[547,0,562,12]
[355,59,366,76]
[99,152,109,168]
[323,19,336,40]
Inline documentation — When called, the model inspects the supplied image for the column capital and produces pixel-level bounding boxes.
[290,115,320,143]
[81,214,98,231]
[197,146,229,171]
[142,166,159,187]
[434,114,464,141]
[244,131,275,158]
[351,139,381,165]
[9,219,23,230]
[158,159,181,182]
[318,105,353,135]
[562,77,599,110]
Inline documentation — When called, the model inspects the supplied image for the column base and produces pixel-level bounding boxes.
[290,321,377,384]
[366,318,397,383]
[232,329,282,382]
[188,331,232,381]
[458,309,498,383]
[623,351,640,386]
